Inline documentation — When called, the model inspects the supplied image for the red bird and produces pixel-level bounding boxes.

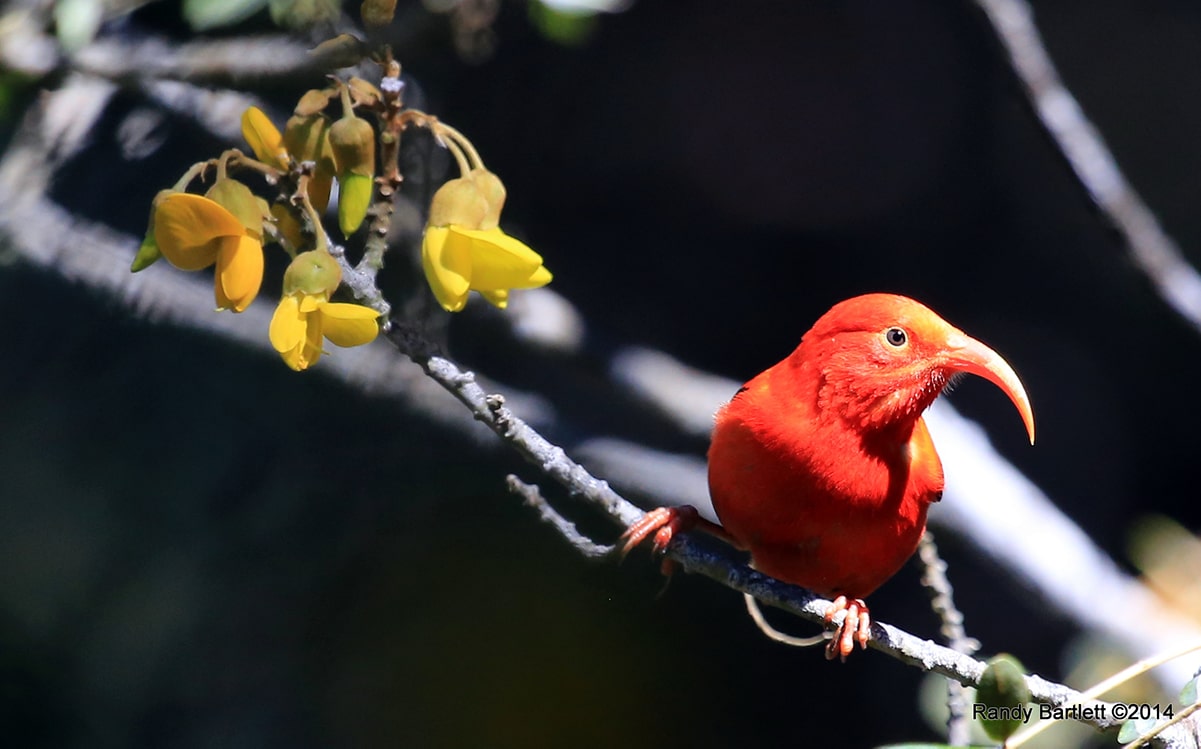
[624,294,1034,659]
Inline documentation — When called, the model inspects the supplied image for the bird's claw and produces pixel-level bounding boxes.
[617,505,702,578]
[823,596,871,661]
[619,505,701,558]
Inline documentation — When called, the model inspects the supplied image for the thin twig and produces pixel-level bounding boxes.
[742,593,827,647]
[331,241,393,322]
[360,57,405,279]
[1008,639,1201,748]
[505,475,614,559]
[973,0,1201,335]
[918,532,979,746]
[1123,702,1201,749]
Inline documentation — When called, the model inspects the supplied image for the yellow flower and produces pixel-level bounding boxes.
[268,250,380,371]
[153,191,266,312]
[421,169,552,312]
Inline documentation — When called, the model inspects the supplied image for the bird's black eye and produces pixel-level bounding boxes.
[885,327,908,347]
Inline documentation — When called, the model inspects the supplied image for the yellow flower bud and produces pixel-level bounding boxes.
[282,250,342,297]
[241,107,287,169]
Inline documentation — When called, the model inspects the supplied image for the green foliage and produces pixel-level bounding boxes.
[976,654,1031,743]
[54,0,102,52]
[527,1,599,46]
[269,0,340,29]
[0,71,35,129]
[182,0,268,31]
[1117,716,1157,743]
[1180,675,1199,706]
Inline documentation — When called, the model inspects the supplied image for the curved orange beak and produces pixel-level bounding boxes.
[942,333,1036,444]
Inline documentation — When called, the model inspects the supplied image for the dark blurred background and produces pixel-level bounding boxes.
[3,0,1201,746]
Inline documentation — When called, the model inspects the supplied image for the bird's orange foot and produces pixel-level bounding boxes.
[620,506,740,583]
[620,506,701,558]
[618,505,702,577]
[824,596,871,661]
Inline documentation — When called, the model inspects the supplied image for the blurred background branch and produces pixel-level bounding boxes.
[975,0,1201,336]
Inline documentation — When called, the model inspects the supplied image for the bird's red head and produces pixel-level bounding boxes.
[796,293,1035,443]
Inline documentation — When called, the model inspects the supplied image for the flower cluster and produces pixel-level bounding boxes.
[131,69,554,370]
[132,97,381,370]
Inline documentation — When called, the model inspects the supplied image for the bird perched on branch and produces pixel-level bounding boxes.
[623,293,1035,659]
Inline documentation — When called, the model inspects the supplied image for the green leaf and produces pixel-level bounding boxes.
[976,654,1031,742]
[183,0,267,31]
[268,0,340,30]
[1180,675,1200,705]
[1117,716,1158,743]
[528,1,598,46]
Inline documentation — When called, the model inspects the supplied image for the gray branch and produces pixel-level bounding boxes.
[505,475,614,559]
[918,532,979,746]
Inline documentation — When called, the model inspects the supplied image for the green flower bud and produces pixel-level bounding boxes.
[468,168,507,230]
[328,114,376,178]
[284,114,329,162]
[428,177,489,229]
[282,250,342,297]
[131,189,174,272]
[205,178,268,240]
[329,112,375,235]
[337,173,374,236]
